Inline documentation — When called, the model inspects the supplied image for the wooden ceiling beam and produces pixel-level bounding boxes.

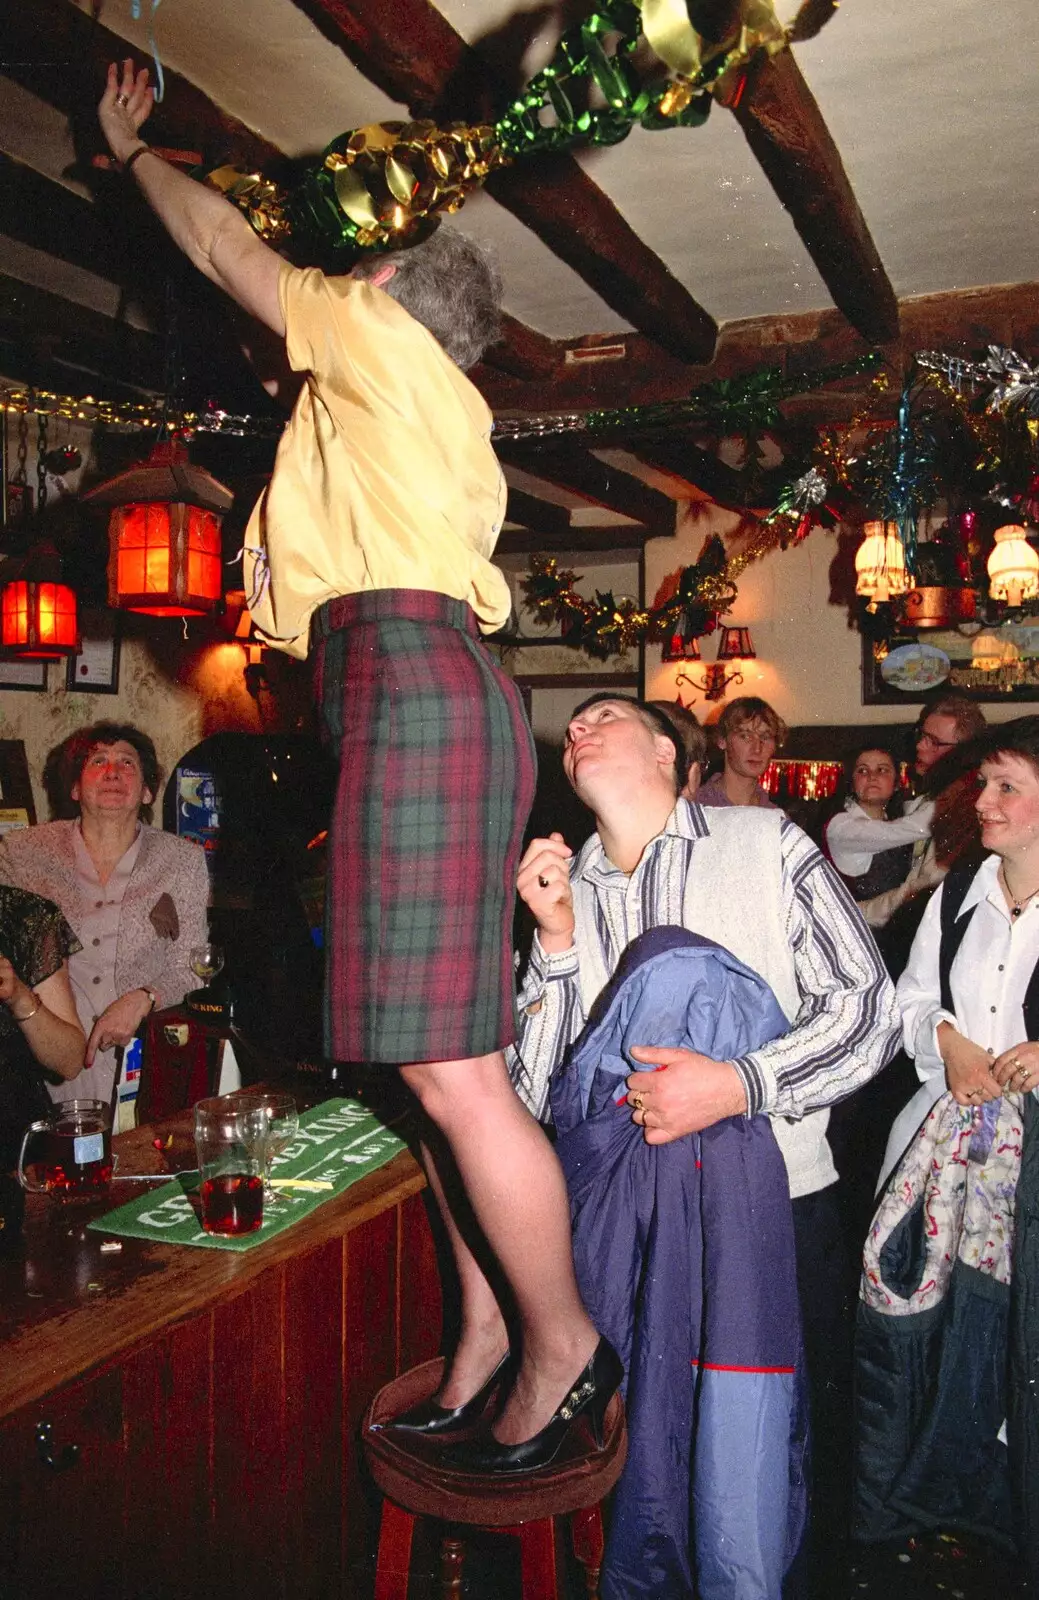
[486,316,562,382]
[484,161,717,365]
[497,526,654,557]
[0,153,282,414]
[1,0,283,172]
[504,488,572,538]
[0,271,165,394]
[500,445,676,530]
[629,436,748,507]
[294,0,719,364]
[727,48,900,345]
[1,2,582,380]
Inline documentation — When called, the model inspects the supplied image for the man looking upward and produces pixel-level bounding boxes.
[512,692,900,1588]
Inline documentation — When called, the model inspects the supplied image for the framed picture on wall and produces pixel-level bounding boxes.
[491,554,645,694]
[67,611,121,694]
[0,658,47,692]
[497,636,642,692]
[862,624,1039,704]
[0,739,37,824]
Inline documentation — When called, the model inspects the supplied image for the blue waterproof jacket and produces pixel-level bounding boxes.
[551,926,808,1600]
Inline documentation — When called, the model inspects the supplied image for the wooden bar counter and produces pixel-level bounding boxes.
[0,1098,442,1600]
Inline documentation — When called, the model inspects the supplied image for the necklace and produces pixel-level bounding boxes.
[999,864,1039,919]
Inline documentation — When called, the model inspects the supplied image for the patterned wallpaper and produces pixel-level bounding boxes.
[0,625,304,821]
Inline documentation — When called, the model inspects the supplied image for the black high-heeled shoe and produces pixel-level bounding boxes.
[384,1351,511,1438]
[442,1336,623,1475]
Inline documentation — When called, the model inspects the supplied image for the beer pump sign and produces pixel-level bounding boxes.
[90,1100,407,1252]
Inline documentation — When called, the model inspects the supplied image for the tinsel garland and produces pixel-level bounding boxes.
[493,352,884,443]
[761,759,842,802]
[5,342,1036,637]
[520,536,737,660]
[917,346,1039,417]
[767,347,1039,568]
[0,354,882,443]
[206,0,790,258]
[0,388,286,437]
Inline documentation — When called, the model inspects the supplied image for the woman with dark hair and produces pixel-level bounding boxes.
[859,717,1039,1569]
[824,745,933,919]
[0,722,208,1120]
[94,62,611,1469]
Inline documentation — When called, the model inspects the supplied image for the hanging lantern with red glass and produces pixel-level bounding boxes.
[0,540,79,658]
[84,438,233,616]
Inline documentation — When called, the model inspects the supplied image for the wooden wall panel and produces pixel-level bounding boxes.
[120,1315,213,1600]
[343,1207,399,1574]
[283,1236,347,1599]
[398,1191,443,1372]
[11,1367,126,1600]
[211,1273,288,1597]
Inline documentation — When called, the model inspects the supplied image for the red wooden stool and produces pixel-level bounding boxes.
[362,1358,627,1600]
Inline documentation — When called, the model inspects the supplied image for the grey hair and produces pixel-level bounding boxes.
[353,227,503,371]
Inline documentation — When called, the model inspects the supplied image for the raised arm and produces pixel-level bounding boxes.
[0,957,84,1081]
[98,61,285,336]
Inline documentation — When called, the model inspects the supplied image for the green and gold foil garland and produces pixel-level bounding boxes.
[519,535,738,660]
[494,352,884,443]
[205,0,791,259]
[0,354,881,441]
[7,343,1038,665]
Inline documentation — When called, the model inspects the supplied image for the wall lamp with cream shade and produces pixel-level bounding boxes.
[987,523,1039,608]
[675,624,756,702]
[854,520,909,611]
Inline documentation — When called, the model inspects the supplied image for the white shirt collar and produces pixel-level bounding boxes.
[574,798,712,883]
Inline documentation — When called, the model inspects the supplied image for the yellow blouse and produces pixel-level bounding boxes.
[243,266,512,659]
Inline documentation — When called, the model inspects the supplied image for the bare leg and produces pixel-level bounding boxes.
[417,1135,509,1408]
[400,1050,599,1445]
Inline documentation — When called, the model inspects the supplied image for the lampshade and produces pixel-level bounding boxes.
[716,625,755,662]
[972,630,1020,672]
[662,629,702,663]
[987,523,1039,608]
[854,521,909,604]
[0,541,79,658]
[219,589,258,641]
[85,439,233,617]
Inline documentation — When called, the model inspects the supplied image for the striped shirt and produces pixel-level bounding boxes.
[510,801,899,1136]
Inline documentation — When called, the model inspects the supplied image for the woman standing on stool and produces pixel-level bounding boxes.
[98,62,614,1471]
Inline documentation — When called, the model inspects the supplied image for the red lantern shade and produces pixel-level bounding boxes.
[662,631,701,664]
[84,439,232,617]
[716,625,756,662]
[109,501,223,615]
[0,543,79,658]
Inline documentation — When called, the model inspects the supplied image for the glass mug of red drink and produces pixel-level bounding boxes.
[193,1096,268,1236]
[18,1099,114,1199]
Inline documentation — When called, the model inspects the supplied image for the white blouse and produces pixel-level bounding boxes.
[825,797,933,877]
[881,853,1039,1183]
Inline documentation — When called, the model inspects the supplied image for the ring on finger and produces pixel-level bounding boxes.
[537,873,550,888]
[117,93,130,106]
[630,1092,645,1112]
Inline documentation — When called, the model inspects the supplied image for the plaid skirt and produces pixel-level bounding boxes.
[312,590,536,1066]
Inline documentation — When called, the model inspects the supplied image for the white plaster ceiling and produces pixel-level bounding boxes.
[18,0,1039,341]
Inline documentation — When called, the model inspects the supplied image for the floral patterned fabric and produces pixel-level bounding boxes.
[0,884,80,1040]
[863,1089,1025,1313]
[0,885,80,1167]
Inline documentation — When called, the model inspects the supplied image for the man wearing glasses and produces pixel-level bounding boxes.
[861,694,987,947]
[914,695,985,779]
